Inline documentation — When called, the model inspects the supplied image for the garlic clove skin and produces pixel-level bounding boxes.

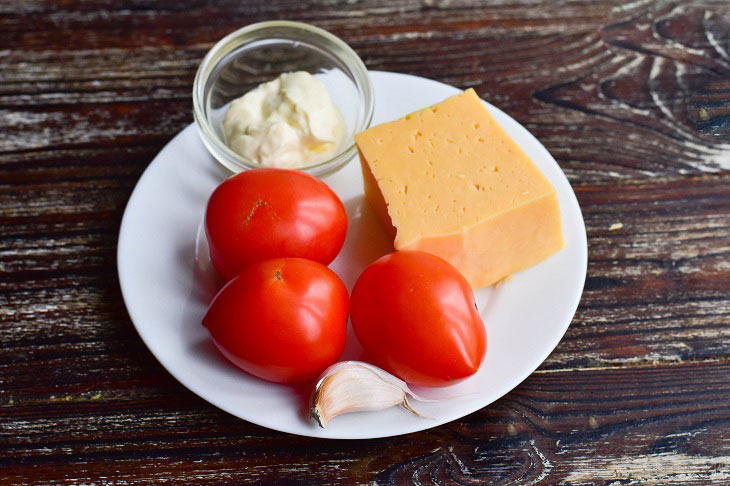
[310,361,431,428]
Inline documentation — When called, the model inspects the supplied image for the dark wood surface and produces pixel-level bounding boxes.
[2,0,729,483]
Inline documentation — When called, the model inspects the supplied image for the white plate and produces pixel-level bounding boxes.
[118,71,587,439]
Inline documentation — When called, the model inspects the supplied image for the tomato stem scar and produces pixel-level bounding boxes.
[274,269,282,281]
[245,198,271,224]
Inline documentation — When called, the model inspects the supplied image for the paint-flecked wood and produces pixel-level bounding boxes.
[1,0,729,484]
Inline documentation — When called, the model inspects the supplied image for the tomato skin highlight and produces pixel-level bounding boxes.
[205,168,348,281]
[350,251,486,387]
[202,258,349,384]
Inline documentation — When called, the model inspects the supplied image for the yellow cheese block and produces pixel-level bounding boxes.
[354,88,564,289]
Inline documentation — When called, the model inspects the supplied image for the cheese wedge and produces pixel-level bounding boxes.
[354,88,564,289]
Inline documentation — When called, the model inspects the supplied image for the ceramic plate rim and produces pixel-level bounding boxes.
[117,70,587,439]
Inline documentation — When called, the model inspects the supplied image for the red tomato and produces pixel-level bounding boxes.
[205,168,347,281]
[350,251,486,387]
[202,258,348,384]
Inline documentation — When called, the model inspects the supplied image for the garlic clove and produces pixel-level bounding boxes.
[310,361,432,428]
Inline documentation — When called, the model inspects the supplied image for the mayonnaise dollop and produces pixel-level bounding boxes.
[222,71,345,169]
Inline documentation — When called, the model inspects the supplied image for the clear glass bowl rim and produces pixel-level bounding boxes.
[192,20,374,177]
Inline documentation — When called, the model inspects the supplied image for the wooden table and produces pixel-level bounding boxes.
[3,1,729,483]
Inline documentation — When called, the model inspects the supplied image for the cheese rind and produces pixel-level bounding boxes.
[355,88,564,288]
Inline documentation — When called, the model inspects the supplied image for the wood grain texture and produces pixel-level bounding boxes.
[1,0,729,484]
[4,363,730,484]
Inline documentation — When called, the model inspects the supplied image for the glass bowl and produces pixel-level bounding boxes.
[192,21,374,178]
